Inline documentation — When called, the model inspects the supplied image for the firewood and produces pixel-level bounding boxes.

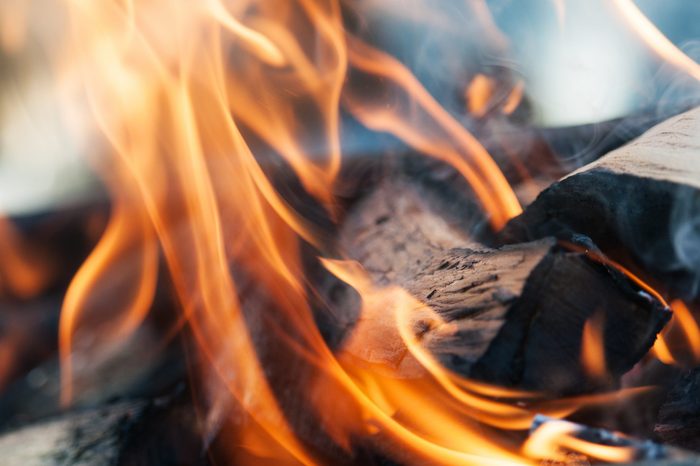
[0,393,204,466]
[501,107,700,296]
[324,179,670,394]
[0,401,145,466]
[654,366,700,453]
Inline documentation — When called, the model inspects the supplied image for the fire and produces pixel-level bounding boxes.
[465,75,524,117]
[466,74,496,117]
[316,258,650,463]
[502,81,525,115]
[1,0,697,464]
[0,1,27,54]
[343,37,522,229]
[653,299,700,366]
[0,217,53,299]
[611,0,700,81]
[581,311,607,380]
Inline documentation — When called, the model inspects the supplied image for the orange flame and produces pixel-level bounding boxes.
[0,218,53,299]
[581,311,607,380]
[610,0,700,81]
[672,300,700,361]
[466,74,496,117]
[502,81,525,115]
[652,299,700,366]
[343,37,522,229]
[0,0,27,54]
[466,75,523,117]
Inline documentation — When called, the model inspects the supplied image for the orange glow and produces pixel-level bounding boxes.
[581,311,607,379]
[652,299,700,366]
[611,0,700,81]
[0,218,53,299]
[465,76,523,117]
[502,81,524,115]
[58,192,158,405]
[652,335,676,365]
[0,0,27,53]
[466,74,496,117]
[563,243,677,371]
[671,300,700,362]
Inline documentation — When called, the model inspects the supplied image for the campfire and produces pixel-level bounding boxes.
[2,1,700,464]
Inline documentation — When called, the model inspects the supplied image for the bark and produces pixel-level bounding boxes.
[502,107,700,296]
[326,179,670,394]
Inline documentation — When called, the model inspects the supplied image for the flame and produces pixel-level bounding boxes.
[58,187,158,405]
[672,300,700,361]
[581,311,607,380]
[652,299,700,366]
[610,0,700,81]
[0,218,53,299]
[343,37,522,229]
[466,74,496,117]
[0,0,27,54]
[502,81,524,115]
[466,75,524,117]
[0,0,677,464]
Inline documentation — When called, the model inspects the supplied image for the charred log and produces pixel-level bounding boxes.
[502,107,700,296]
[324,179,670,394]
[654,366,700,453]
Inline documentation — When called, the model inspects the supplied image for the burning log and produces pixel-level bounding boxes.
[502,106,700,296]
[326,178,670,394]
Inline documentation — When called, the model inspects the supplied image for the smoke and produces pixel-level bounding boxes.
[671,185,700,297]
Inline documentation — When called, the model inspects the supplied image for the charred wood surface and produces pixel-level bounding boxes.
[502,107,700,295]
[654,367,700,453]
[327,179,670,394]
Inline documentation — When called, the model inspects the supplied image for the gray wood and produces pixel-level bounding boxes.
[0,402,146,466]
[329,179,670,394]
[0,396,205,466]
